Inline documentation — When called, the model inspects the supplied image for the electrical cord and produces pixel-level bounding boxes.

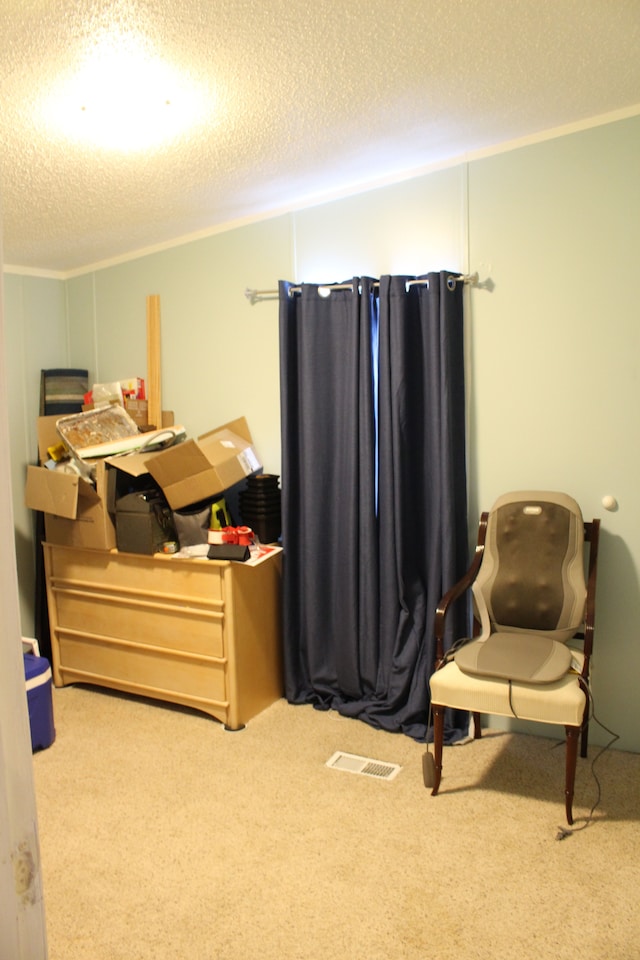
[135,427,183,454]
[505,674,618,840]
[440,633,475,665]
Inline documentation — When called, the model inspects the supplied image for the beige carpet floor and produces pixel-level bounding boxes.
[32,685,640,960]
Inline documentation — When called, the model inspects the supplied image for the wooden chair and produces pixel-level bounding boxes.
[429,491,600,824]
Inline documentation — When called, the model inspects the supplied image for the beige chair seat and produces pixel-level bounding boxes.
[430,655,586,726]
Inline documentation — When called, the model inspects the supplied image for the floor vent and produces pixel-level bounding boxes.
[326,751,401,781]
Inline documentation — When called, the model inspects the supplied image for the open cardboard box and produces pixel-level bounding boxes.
[25,414,261,549]
[25,414,173,550]
[142,416,261,510]
[25,416,118,550]
[25,415,165,550]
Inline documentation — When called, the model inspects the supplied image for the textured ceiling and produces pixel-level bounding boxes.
[1,0,639,274]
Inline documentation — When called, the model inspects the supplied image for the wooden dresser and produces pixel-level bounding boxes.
[43,543,282,730]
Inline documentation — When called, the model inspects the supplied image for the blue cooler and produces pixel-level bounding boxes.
[24,654,56,751]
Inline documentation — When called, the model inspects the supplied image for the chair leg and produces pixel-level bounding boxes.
[431,704,445,796]
[472,711,482,739]
[565,725,580,825]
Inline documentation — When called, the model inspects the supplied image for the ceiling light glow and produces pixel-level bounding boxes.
[42,31,206,151]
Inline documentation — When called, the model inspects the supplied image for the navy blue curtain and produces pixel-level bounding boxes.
[279,273,468,742]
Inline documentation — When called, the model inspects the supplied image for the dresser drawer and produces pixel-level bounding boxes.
[51,584,224,657]
[45,544,225,603]
[57,633,227,703]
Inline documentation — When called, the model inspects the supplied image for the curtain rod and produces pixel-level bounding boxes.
[244,272,479,305]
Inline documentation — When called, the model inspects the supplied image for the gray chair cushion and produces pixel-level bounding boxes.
[454,632,573,683]
[453,491,586,684]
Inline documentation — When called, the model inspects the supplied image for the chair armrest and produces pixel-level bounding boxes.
[434,512,488,665]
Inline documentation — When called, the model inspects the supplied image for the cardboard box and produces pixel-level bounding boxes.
[123,400,174,430]
[25,414,260,548]
[145,416,261,511]
[124,398,148,428]
[26,459,116,550]
[25,416,119,550]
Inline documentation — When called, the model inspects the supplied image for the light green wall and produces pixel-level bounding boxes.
[293,165,466,279]
[4,114,639,750]
[67,216,293,471]
[467,118,640,750]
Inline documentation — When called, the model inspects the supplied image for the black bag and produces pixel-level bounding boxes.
[173,499,215,549]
